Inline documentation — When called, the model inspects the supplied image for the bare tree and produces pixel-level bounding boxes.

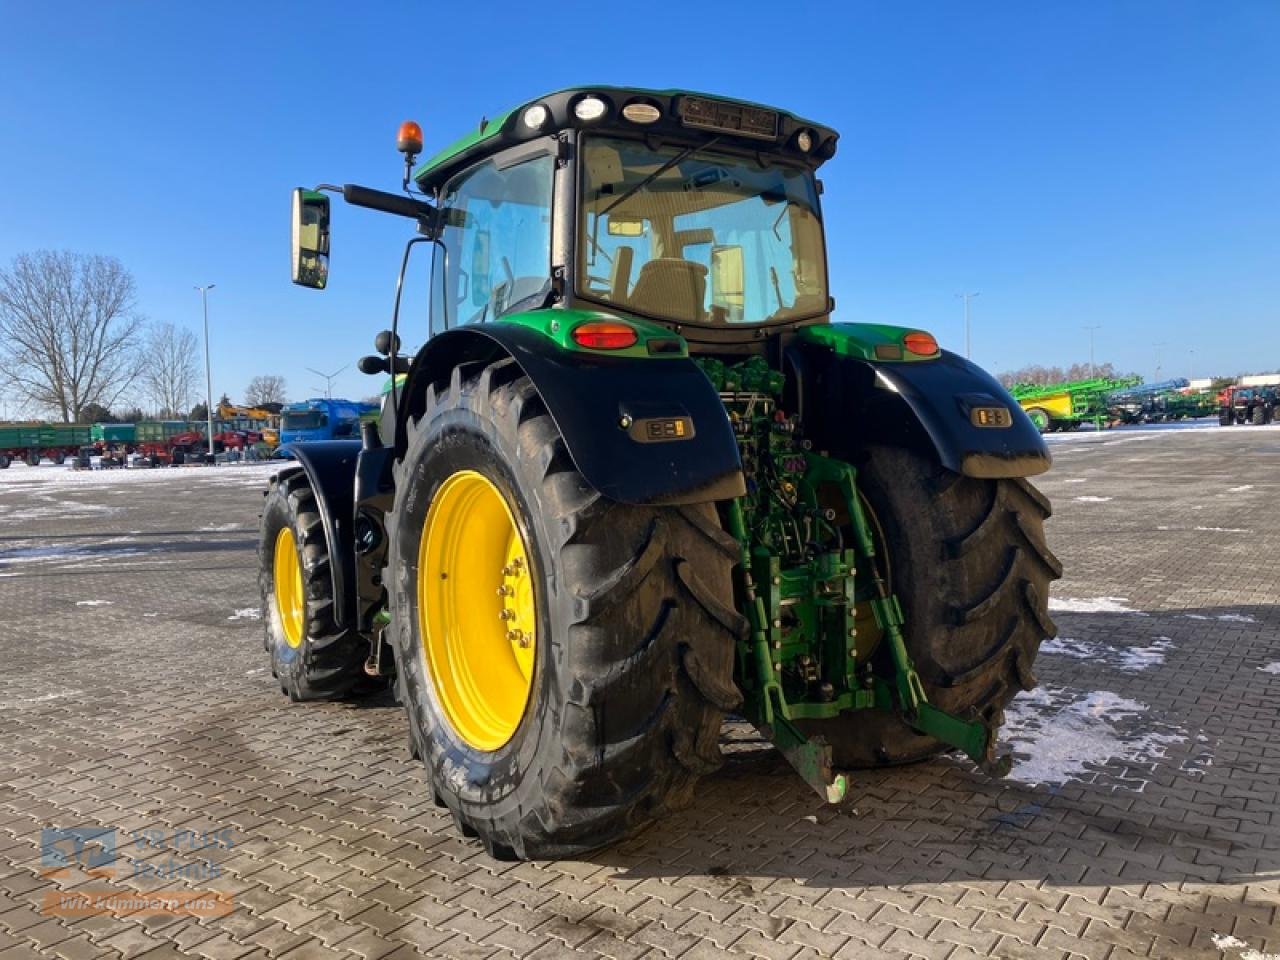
[244,375,287,407]
[998,361,1131,389]
[0,251,145,421]
[140,321,199,418]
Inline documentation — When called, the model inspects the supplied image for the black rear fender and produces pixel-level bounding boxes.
[787,344,1051,479]
[395,325,745,505]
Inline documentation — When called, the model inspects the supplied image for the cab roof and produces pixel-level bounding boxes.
[411,86,839,192]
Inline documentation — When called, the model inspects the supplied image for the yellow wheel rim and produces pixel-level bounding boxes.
[418,469,537,752]
[274,526,305,649]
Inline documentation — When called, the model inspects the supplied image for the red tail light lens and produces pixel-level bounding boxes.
[903,331,939,356]
[572,321,638,350]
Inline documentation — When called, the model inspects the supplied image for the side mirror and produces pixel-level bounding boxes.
[291,188,330,289]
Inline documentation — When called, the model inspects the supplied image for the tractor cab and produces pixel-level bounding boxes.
[293,88,842,350]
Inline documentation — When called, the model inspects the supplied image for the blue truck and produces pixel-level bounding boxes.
[278,398,378,446]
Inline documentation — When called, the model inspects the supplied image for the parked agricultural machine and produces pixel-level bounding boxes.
[1010,376,1141,432]
[0,419,271,469]
[1106,379,1217,424]
[0,422,92,467]
[1218,385,1277,426]
[257,86,1061,857]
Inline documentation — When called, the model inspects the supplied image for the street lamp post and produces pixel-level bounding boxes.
[195,284,216,458]
[1083,325,1102,379]
[956,292,980,359]
[306,365,348,400]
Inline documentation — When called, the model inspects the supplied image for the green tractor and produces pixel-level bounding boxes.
[261,87,1059,859]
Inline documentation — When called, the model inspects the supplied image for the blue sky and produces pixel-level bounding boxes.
[1,1,1277,410]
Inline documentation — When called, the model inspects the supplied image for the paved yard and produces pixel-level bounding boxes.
[0,423,1277,960]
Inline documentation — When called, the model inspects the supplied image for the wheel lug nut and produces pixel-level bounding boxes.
[499,609,516,621]
[497,585,514,597]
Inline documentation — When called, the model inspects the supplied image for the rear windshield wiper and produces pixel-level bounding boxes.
[599,136,722,218]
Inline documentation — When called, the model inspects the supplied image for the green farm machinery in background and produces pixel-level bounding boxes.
[1010,376,1140,432]
[0,422,93,467]
[1107,380,1219,424]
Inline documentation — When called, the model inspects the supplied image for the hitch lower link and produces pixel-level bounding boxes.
[728,462,1011,805]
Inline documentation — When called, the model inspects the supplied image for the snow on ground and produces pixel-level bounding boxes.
[0,501,119,523]
[1072,495,1113,503]
[0,462,277,490]
[1157,524,1252,533]
[1048,596,1145,615]
[1210,932,1280,960]
[1227,484,1255,493]
[1259,663,1280,675]
[199,523,244,532]
[1002,686,1188,787]
[1184,612,1259,623]
[1039,636,1173,671]
[0,544,153,564]
[1045,420,1280,448]
[0,688,83,710]
[74,600,113,607]
[228,607,260,621]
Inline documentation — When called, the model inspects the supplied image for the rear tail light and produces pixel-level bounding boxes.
[903,332,939,356]
[572,321,638,350]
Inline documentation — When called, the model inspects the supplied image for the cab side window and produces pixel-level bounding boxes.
[430,153,554,334]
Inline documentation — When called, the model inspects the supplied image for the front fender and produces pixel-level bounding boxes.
[790,344,1050,478]
[274,440,361,626]
[397,325,745,505]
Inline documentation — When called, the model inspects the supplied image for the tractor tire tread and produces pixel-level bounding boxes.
[389,360,739,859]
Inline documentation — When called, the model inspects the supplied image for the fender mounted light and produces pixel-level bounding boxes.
[903,331,939,356]
[572,321,638,350]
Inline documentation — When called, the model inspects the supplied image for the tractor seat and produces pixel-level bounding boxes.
[627,259,707,324]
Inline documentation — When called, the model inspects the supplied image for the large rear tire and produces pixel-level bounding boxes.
[258,469,373,700]
[799,447,1060,768]
[386,359,742,859]
[1024,408,1051,433]
[1251,404,1268,426]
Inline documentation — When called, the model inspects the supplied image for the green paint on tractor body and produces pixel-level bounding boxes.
[499,308,689,359]
[796,323,940,362]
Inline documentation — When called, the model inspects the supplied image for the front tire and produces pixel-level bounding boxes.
[799,447,1060,768]
[387,360,743,859]
[258,470,372,700]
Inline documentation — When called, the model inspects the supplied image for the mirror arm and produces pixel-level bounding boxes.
[340,183,436,228]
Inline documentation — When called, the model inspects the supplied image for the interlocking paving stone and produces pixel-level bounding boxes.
[1,427,1278,958]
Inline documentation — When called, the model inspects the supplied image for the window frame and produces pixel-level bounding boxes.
[429,139,560,337]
